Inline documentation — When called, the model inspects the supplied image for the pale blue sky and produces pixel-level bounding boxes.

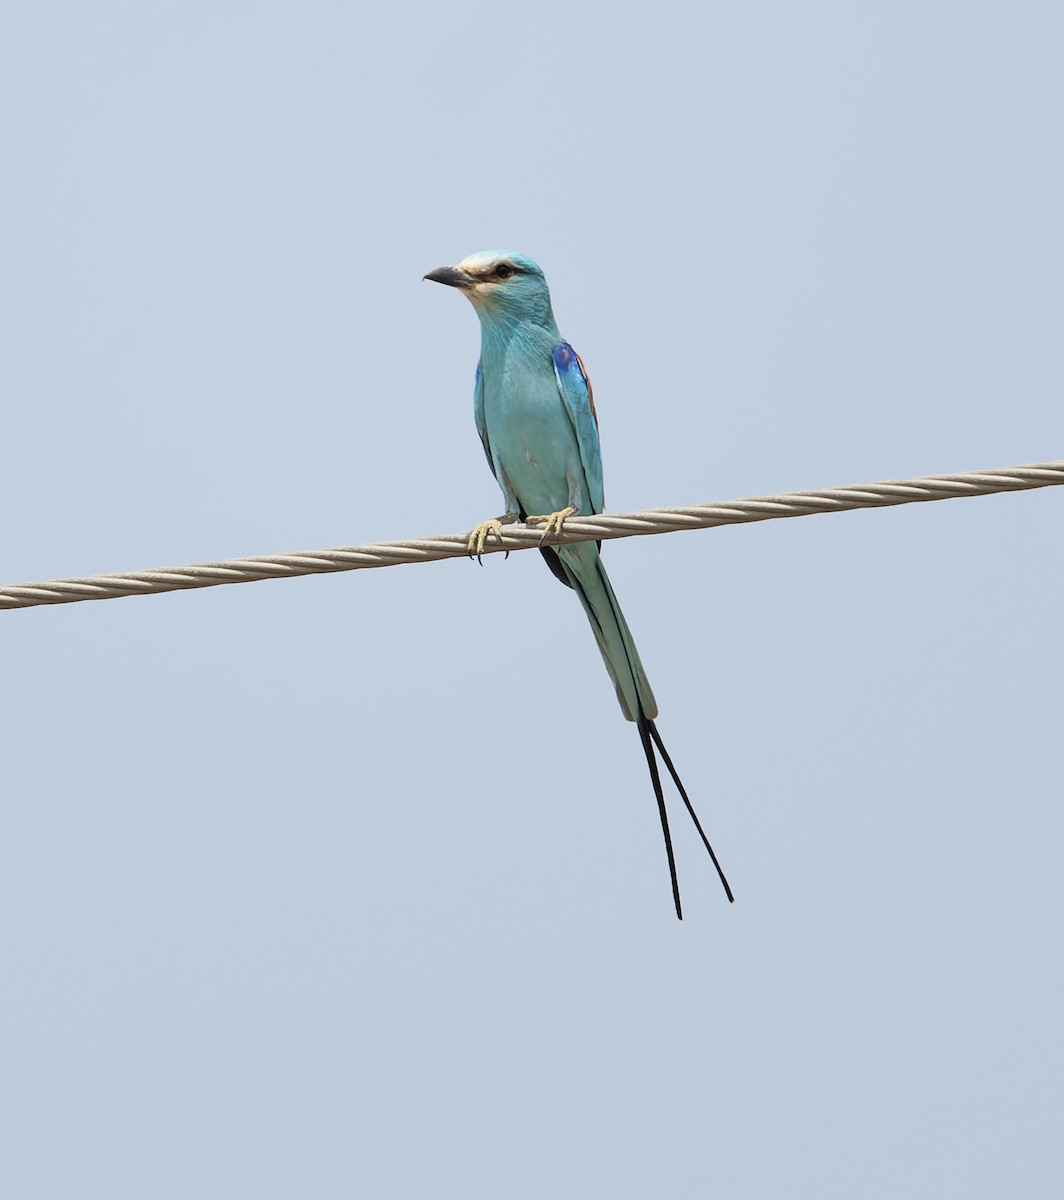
[2,3,1061,1197]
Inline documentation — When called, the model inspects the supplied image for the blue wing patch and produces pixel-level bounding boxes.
[552,343,604,514]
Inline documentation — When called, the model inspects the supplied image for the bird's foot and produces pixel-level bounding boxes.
[467,512,519,563]
[524,506,576,545]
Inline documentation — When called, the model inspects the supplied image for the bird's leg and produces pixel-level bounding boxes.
[523,505,577,545]
[467,512,519,563]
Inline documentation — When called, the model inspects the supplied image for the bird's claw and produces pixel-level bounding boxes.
[524,506,576,546]
[467,513,518,564]
[468,520,503,563]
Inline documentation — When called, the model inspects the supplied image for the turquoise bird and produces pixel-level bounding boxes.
[425,251,732,917]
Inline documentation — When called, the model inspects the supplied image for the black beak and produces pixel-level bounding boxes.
[423,265,477,289]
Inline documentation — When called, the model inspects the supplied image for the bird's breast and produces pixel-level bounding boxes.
[481,359,581,513]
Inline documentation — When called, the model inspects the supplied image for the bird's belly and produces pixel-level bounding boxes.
[484,382,580,515]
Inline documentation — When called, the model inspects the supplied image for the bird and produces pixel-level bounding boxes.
[424,250,732,917]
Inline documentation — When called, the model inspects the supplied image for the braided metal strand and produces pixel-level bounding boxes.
[2,459,1060,611]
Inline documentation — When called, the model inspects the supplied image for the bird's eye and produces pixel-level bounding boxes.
[493,264,514,279]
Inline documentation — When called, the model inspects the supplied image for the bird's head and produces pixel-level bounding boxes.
[424,251,556,329]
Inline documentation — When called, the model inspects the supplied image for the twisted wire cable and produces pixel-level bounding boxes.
[2,459,1060,611]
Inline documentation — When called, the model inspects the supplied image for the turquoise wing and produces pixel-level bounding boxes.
[552,343,604,514]
[473,360,495,477]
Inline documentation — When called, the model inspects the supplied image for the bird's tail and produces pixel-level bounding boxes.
[555,542,657,724]
[553,543,733,916]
